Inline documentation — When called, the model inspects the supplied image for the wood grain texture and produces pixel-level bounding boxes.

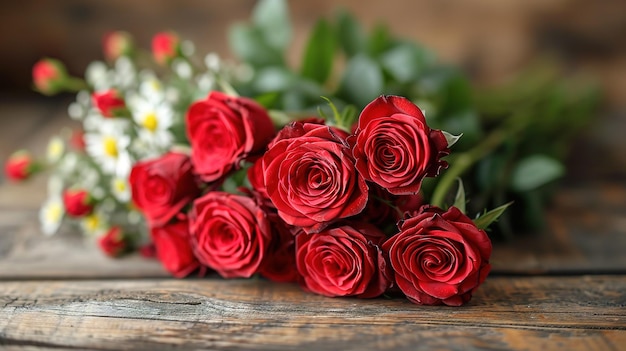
[0,276,624,350]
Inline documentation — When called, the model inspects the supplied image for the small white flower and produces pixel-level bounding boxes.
[181,40,195,57]
[113,57,136,89]
[172,59,192,79]
[80,210,109,236]
[46,136,65,164]
[111,176,131,203]
[84,119,132,176]
[40,196,65,236]
[204,52,221,72]
[86,61,112,91]
[129,96,174,153]
[139,75,165,102]
[196,73,216,96]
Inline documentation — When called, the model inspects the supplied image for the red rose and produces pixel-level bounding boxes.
[103,31,134,61]
[62,188,94,217]
[97,226,129,257]
[4,150,38,182]
[92,89,126,117]
[32,58,67,95]
[186,91,275,182]
[189,191,272,278]
[352,95,449,195]
[256,122,368,233]
[151,219,201,278]
[152,32,180,65]
[70,129,86,152]
[296,222,391,298]
[259,212,299,283]
[382,206,492,306]
[130,152,201,227]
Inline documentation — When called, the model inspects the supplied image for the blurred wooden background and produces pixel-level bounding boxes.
[1,0,625,110]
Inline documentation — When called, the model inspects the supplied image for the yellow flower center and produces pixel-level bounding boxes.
[113,178,127,193]
[84,214,100,233]
[103,136,118,157]
[142,112,158,132]
[47,138,64,161]
[45,203,63,223]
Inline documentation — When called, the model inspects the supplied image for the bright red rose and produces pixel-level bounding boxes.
[130,152,201,227]
[186,91,275,182]
[32,58,67,95]
[92,89,126,117]
[4,150,38,182]
[151,219,201,278]
[97,226,129,257]
[103,31,134,61]
[259,212,299,283]
[255,122,368,233]
[352,95,449,195]
[62,188,94,217]
[189,191,272,278]
[296,222,391,298]
[382,205,492,306]
[152,32,180,65]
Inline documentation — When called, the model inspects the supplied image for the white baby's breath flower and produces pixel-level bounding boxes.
[204,52,221,72]
[196,73,216,96]
[113,56,136,89]
[84,119,132,176]
[172,59,192,79]
[46,136,65,164]
[39,196,65,236]
[111,176,131,203]
[86,61,112,91]
[80,210,109,236]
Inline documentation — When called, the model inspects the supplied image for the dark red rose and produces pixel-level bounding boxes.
[97,226,129,257]
[296,222,391,298]
[189,191,272,278]
[92,89,126,117]
[255,122,368,233]
[130,152,201,227]
[62,188,94,217]
[4,150,37,182]
[352,95,449,195]
[186,91,275,182]
[259,212,299,283]
[382,205,492,306]
[152,32,180,65]
[151,219,201,278]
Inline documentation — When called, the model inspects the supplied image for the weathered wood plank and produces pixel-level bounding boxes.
[0,276,624,350]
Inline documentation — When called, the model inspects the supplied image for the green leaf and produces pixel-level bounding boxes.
[367,23,392,57]
[252,67,294,92]
[473,202,513,230]
[301,19,335,84]
[339,54,383,108]
[336,10,366,57]
[228,24,283,67]
[442,131,463,148]
[252,0,291,51]
[452,178,466,214]
[510,155,565,192]
[380,44,423,83]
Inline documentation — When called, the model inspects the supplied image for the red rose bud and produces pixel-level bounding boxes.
[92,89,126,118]
[189,192,272,278]
[382,205,492,306]
[98,226,129,257]
[296,222,392,298]
[4,150,39,182]
[186,91,275,182]
[32,58,68,95]
[352,95,449,195]
[130,152,201,227]
[151,219,201,278]
[70,129,87,152]
[103,31,134,61]
[62,188,94,217]
[151,32,181,65]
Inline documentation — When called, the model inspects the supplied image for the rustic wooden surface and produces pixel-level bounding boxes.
[1,100,625,350]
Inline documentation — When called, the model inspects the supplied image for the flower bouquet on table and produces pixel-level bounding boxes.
[5,0,596,306]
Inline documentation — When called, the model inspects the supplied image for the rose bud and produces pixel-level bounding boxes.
[151,219,201,278]
[352,95,449,195]
[296,222,392,298]
[92,89,127,118]
[382,205,492,306]
[151,32,181,65]
[253,121,368,233]
[97,226,130,257]
[62,188,94,217]
[4,150,39,182]
[32,58,69,95]
[186,91,275,182]
[70,129,87,152]
[189,191,272,278]
[130,152,202,227]
[103,31,134,61]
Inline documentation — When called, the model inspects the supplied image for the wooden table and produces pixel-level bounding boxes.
[1,99,625,350]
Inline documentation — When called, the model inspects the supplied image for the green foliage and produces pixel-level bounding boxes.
[301,19,336,84]
[511,155,565,192]
[473,202,513,230]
